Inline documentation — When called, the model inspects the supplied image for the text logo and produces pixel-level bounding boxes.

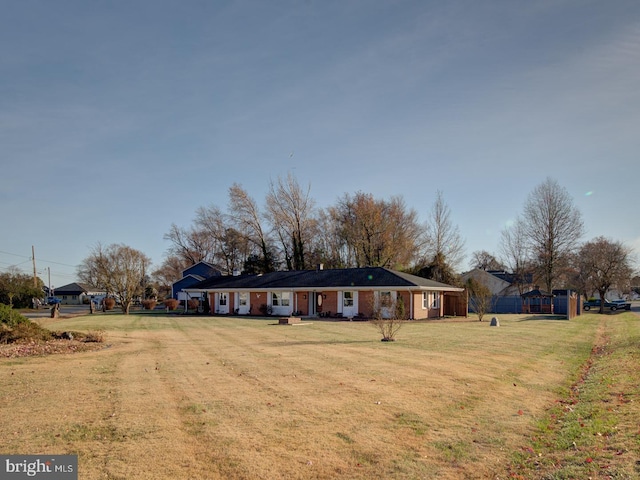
[0,456,77,479]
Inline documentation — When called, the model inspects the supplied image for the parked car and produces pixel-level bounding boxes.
[583,299,628,311]
[47,296,61,305]
[610,299,632,310]
[90,295,106,305]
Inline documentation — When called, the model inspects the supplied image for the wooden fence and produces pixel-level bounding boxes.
[443,291,468,317]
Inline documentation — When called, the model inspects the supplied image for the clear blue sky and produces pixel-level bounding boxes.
[2,0,639,290]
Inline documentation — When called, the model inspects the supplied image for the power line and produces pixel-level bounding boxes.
[0,259,32,267]
[0,264,76,278]
[0,250,29,259]
[0,249,78,268]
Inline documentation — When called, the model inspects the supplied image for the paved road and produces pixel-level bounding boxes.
[22,304,94,319]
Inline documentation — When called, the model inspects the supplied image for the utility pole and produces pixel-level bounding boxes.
[32,245,37,287]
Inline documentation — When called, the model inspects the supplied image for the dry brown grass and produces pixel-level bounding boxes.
[1,312,639,479]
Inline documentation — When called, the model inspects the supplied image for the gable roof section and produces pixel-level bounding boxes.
[461,269,511,296]
[521,288,554,298]
[172,274,207,291]
[53,282,92,294]
[487,270,534,285]
[186,267,463,292]
[182,261,221,278]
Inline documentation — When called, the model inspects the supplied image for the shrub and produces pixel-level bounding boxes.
[258,304,273,316]
[466,278,493,321]
[142,299,157,310]
[163,299,179,310]
[369,296,404,342]
[395,296,407,320]
[0,303,29,327]
[371,317,404,342]
[103,298,116,310]
[0,316,52,344]
[187,299,199,311]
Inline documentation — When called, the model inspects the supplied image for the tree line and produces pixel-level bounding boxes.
[0,267,44,309]
[153,173,465,288]
[65,175,636,314]
[469,178,635,313]
[154,174,634,300]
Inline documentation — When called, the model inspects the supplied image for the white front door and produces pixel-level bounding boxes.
[341,291,358,318]
[218,292,229,314]
[236,292,250,315]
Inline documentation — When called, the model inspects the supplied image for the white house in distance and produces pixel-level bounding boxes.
[183,266,466,320]
[52,283,106,305]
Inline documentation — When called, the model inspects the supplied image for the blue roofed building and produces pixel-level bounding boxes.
[171,261,221,302]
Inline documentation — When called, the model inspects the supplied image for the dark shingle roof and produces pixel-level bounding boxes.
[521,288,554,298]
[53,282,92,294]
[186,267,461,291]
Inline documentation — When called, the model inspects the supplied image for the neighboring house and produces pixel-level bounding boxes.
[183,266,465,320]
[487,270,534,295]
[602,288,632,300]
[461,269,580,316]
[460,269,533,296]
[461,269,512,296]
[172,261,221,302]
[461,269,537,314]
[53,283,106,305]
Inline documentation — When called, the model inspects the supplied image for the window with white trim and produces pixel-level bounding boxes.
[343,291,354,307]
[380,291,392,307]
[238,292,248,306]
[432,292,440,309]
[271,292,290,307]
[422,292,429,309]
[219,293,227,306]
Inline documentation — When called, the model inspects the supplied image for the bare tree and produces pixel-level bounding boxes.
[151,255,190,299]
[386,196,426,269]
[78,243,151,314]
[576,236,633,313]
[631,275,640,297]
[195,205,249,275]
[228,183,276,273]
[163,223,215,266]
[465,277,493,321]
[309,208,350,268]
[423,191,465,271]
[370,293,405,341]
[499,219,532,295]
[470,250,505,271]
[330,192,424,269]
[330,192,383,267]
[521,178,584,293]
[265,173,317,271]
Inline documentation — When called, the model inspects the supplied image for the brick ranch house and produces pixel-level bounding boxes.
[183,266,466,320]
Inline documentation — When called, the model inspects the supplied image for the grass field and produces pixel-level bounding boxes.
[1,311,639,479]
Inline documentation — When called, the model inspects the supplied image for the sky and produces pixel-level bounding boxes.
[2,0,639,290]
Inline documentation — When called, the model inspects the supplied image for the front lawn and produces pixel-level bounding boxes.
[1,312,638,479]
